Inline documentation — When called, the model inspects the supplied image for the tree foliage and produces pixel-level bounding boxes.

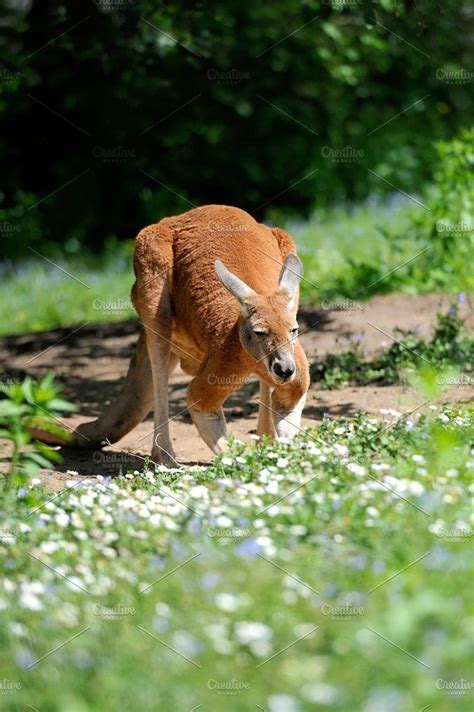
[0,0,472,253]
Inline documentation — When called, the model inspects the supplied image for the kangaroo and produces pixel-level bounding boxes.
[39,205,310,466]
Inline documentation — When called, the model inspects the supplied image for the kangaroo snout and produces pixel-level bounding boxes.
[271,357,296,383]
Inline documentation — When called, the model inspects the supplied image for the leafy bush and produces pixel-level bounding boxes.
[0,0,471,255]
[0,374,76,483]
[313,303,474,388]
[408,129,474,291]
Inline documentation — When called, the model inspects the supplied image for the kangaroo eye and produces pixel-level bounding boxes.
[252,328,268,336]
[290,326,299,335]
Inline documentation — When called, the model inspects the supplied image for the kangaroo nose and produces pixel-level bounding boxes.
[273,361,295,381]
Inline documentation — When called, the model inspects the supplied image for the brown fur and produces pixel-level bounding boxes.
[36,206,310,465]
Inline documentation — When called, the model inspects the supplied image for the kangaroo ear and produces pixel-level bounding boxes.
[214,260,256,309]
[278,254,302,307]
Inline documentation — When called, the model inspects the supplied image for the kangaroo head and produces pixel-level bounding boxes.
[215,254,302,385]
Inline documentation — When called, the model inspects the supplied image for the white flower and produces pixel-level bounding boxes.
[371,463,390,472]
[216,515,233,528]
[289,525,307,536]
[55,512,70,528]
[215,593,241,612]
[277,458,289,468]
[40,541,60,554]
[101,547,116,558]
[384,477,424,496]
[235,621,273,645]
[172,631,200,657]
[189,485,209,499]
[380,408,400,417]
[80,493,95,508]
[408,481,424,495]
[19,591,42,611]
[268,694,299,712]
[71,513,84,528]
[65,576,86,592]
[155,602,171,617]
[56,603,79,628]
[10,622,28,637]
[302,682,341,705]
[348,463,365,477]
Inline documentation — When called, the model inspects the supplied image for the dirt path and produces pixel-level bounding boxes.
[1,293,472,489]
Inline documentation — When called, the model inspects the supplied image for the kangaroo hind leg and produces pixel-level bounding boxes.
[133,222,177,467]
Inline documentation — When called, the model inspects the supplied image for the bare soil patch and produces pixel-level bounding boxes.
[1,293,472,490]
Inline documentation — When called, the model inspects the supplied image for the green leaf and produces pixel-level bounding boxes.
[21,376,34,403]
[46,398,78,413]
[23,451,55,468]
[34,442,63,463]
[0,401,28,418]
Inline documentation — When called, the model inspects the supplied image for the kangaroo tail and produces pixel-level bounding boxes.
[29,330,153,448]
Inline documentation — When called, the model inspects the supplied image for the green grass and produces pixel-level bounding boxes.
[0,406,473,711]
[285,197,430,302]
[289,200,472,302]
[1,196,471,337]
[0,241,135,336]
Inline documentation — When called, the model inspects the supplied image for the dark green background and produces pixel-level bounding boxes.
[0,0,472,254]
